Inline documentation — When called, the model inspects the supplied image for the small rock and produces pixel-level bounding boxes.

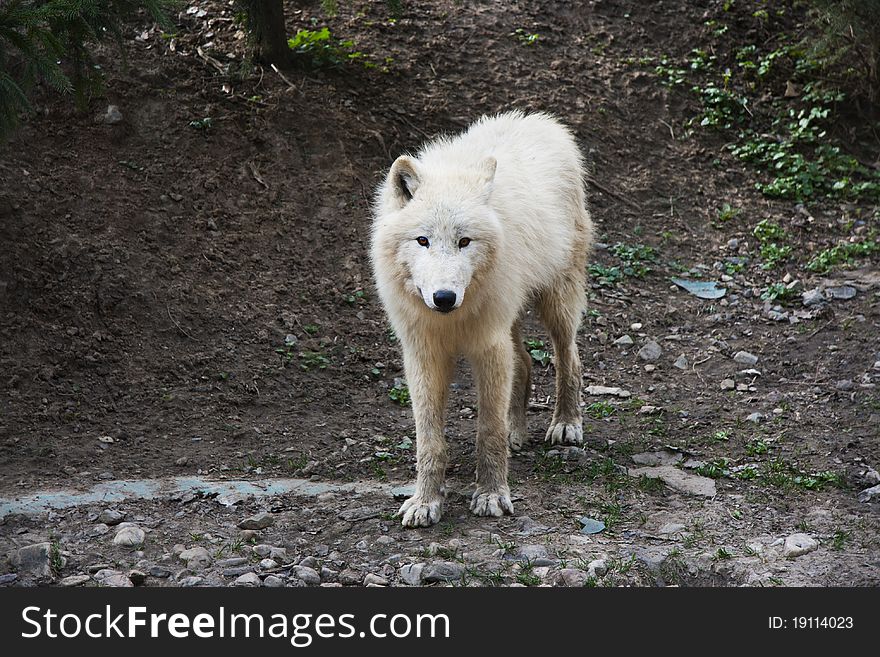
[584,385,631,398]
[825,285,856,300]
[375,535,396,546]
[783,533,819,558]
[128,570,147,585]
[217,557,249,568]
[638,340,662,362]
[97,509,126,525]
[94,569,133,587]
[629,466,717,497]
[399,563,425,586]
[858,484,880,503]
[745,412,764,423]
[658,523,686,535]
[632,450,683,466]
[178,576,204,587]
[97,105,123,125]
[252,545,272,558]
[422,562,465,583]
[836,379,855,392]
[149,566,171,578]
[363,573,388,586]
[720,379,735,390]
[178,546,212,570]
[733,351,759,366]
[59,574,91,587]
[578,517,606,534]
[557,568,589,587]
[587,559,608,578]
[233,572,262,587]
[263,575,285,588]
[10,542,54,577]
[673,354,687,370]
[614,335,634,346]
[293,566,321,586]
[238,511,274,530]
[339,569,362,585]
[259,559,278,570]
[802,288,824,306]
[112,525,145,547]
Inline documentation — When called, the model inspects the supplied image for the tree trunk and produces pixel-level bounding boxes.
[239,0,290,67]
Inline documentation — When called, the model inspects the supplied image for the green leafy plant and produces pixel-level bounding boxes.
[389,381,410,406]
[525,339,551,366]
[510,28,540,46]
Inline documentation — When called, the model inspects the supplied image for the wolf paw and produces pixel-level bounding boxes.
[470,489,514,517]
[397,496,443,527]
[507,428,528,452]
[545,421,583,445]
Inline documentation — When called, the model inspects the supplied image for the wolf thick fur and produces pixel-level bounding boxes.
[371,111,593,527]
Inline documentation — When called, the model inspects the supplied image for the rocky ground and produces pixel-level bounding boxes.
[1,0,879,586]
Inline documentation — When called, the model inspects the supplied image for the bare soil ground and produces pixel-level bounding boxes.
[0,0,878,587]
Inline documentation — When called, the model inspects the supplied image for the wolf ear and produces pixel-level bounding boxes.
[476,156,497,199]
[388,156,422,206]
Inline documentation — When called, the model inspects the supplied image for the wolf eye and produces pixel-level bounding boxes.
[416,236,430,247]
[458,237,471,248]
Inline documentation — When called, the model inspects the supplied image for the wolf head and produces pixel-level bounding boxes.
[372,155,501,314]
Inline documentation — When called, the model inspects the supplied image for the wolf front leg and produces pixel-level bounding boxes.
[397,342,454,527]
[468,337,515,517]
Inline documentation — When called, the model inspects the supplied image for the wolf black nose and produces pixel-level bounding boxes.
[433,290,457,312]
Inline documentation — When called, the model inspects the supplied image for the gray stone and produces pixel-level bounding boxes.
[179,546,212,569]
[263,575,285,588]
[802,288,824,306]
[422,562,465,583]
[720,378,735,390]
[836,379,855,392]
[584,385,631,398]
[238,512,274,530]
[363,573,388,586]
[0,573,18,585]
[97,105,123,124]
[293,566,321,586]
[59,574,90,587]
[614,335,634,347]
[826,285,856,300]
[11,542,54,577]
[259,559,278,570]
[733,351,759,366]
[629,466,717,497]
[97,509,126,525]
[149,566,171,578]
[94,569,133,587]
[557,568,589,587]
[673,354,687,370]
[658,523,686,535]
[217,557,248,568]
[745,412,764,423]
[638,340,663,361]
[399,563,425,586]
[222,566,254,577]
[783,533,819,558]
[233,572,262,587]
[857,484,880,503]
[112,525,145,547]
[587,559,608,578]
[252,545,272,558]
[632,451,683,467]
[339,569,362,585]
[178,576,204,587]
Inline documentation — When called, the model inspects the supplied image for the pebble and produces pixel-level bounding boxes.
[179,546,212,569]
[720,379,735,390]
[11,542,53,577]
[128,569,147,585]
[233,572,262,587]
[802,288,823,305]
[399,563,425,586]
[745,412,764,423]
[783,533,819,558]
[733,351,759,366]
[638,340,662,361]
[59,574,91,587]
[587,559,608,578]
[238,512,274,530]
[614,335,634,346]
[97,105,123,124]
[222,565,254,577]
[97,509,126,525]
[217,557,249,568]
[94,569,133,587]
[836,379,855,391]
[259,559,278,570]
[263,575,285,588]
[149,566,171,578]
[673,354,687,370]
[858,484,880,503]
[557,568,589,587]
[0,573,18,586]
[293,566,321,586]
[422,562,465,583]
[178,576,204,587]
[339,569,362,585]
[363,573,388,586]
[825,285,856,300]
[112,525,145,547]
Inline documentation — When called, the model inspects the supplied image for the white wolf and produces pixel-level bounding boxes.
[371,111,593,527]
